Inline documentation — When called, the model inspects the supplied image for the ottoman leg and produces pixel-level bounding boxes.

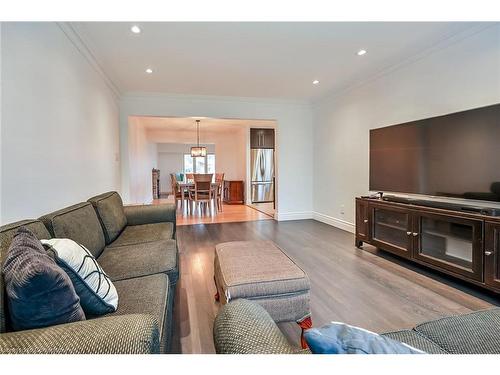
[297,315,313,349]
[214,276,220,302]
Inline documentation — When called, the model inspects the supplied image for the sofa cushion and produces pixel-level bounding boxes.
[0,220,52,333]
[3,227,86,331]
[98,239,178,284]
[88,192,127,244]
[0,314,160,354]
[40,202,106,258]
[382,330,447,354]
[413,308,500,354]
[108,222,174,247]
[123,205,176,236]
[107,274,170,353]
[42,238,118,315]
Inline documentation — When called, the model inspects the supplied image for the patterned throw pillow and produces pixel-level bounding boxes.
[3,227,85,331]
[41,238,118,315]
[304,322,424,354]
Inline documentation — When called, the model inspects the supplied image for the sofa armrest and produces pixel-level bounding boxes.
[124,204,176,228]
[0,314,160,354]
[213,299,306,354]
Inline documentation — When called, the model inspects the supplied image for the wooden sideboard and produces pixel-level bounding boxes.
[223,180,244,205]
[355,196,500,293]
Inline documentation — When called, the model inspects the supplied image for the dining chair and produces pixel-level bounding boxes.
[170,173,187,209]
[215,173,225,212]
[188,173,215,215]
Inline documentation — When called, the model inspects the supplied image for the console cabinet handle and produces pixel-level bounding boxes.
[406,231,412,235]
[363,219,368,223]
[412,232,419,236]
[485,251,493,256]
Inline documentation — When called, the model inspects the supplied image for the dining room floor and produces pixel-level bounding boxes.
[152,198,273,225]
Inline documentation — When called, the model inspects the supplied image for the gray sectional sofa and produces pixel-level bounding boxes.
[0,191,178,354]
[214,299,500,354]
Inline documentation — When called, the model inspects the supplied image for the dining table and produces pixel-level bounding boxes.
[176,180,221,206]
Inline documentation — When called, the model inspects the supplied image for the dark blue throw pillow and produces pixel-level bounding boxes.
[2,227,85,331]
[304,322,424,354]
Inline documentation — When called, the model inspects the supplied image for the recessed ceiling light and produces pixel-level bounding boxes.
[145,68,153,74]
[312,80,320,85]
[131,25,141,34]
[357,49,367,56]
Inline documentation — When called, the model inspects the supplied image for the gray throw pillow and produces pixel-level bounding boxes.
[3,227,86,331]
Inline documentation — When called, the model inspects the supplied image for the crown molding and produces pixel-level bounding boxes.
[121,91,311,107]
[312,23,498,107]
[57,22,121,99]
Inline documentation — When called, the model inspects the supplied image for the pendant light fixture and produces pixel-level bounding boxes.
[191,119,207,157]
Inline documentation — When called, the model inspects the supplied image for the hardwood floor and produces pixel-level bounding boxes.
[153,198,273,226]
[176,203,272,226]
[171,219,498,354]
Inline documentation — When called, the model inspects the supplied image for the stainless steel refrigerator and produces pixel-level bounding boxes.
[251,149,274,203]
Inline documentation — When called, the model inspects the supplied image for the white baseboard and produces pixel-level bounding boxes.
[273,211,356,235]
[275,211,313,221]
[312,212,355,233]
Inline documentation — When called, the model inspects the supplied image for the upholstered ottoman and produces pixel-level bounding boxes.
[214,240,312,348]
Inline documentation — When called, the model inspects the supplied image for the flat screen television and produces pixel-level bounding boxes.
[370,103,500,204]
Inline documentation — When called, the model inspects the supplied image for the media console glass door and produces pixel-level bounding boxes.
[485,222,500,289]
[413,212,483,281]
[371,205,412,259]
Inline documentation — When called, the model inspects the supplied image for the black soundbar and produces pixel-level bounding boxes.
[382,195,500,217]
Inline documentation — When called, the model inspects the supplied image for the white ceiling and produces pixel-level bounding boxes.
[73,22,486,100]
[134,116,275,133]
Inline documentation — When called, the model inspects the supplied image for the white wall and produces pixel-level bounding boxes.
[1,23,121,223]
[157,150,183,192]
[120,95,313,219]
[127,117,158,204]
[312,25,500,232]
[214,131,247,182]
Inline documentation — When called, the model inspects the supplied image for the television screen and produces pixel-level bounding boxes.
[370,104,500,203]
